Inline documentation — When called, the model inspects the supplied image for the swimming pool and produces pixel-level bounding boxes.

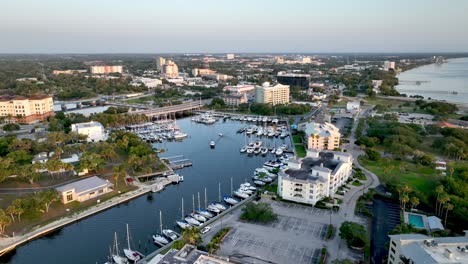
[408,214,425,229]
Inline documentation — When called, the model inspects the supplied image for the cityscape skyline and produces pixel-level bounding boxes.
[2,0,468,53]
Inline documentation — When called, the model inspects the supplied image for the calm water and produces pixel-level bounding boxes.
[53,103,110,116]
[2,118,291,264]
[396,57,468,104]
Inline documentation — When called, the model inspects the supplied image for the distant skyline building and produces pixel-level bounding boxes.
[162,60,179,78]
[226,53,235,60]
[277,71,311,89]
[255,82,290,105]
[384,61,396,71]
[90,65,123,74]
[156,56,166,71]
[192,68,216,76]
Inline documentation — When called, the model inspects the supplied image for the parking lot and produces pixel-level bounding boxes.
[217,200,331,264]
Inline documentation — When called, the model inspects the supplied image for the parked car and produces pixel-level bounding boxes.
[201,226,211,234]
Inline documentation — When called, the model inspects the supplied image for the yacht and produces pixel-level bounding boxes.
[153,234,169,245]
[210,141,215,148]
[197,209,214,218]
[218,133,223,137]
[246,147,254,154]
[279,132,288,139]
[190,213,207,222]
[185,217,202,226]
[207,204,221,213]
[223,196,239,205]
[240,147,247,153]
[233,190,249,199]
[123,224,144,262]
[254,180,266,186]
[253,141,262,148]
[162,229,178,241]
[260,177,273,183]
[111,232,129,264]
[267,131,275,137]
[270,148,276,154]
[173,131,188,140]
[176,221,191,229]
[275,148,283,156]
[260,147,268,155]
[212,202,227,211]
[254,148,261,155]
[239,188,254,195]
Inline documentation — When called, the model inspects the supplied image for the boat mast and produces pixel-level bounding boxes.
[218,182,221,202]
[230,177,233,194]
[159,210,163,234]
[192,194,195,213]
[197,192,201,209]
[126,224,131,251]
[204,188,207,208]
[114,232,120,256]
[181,197,184,219]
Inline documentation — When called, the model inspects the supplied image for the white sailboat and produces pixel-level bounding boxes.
[162,229,178,241]
[153,211,169,246]
[223,196,239,205]
[123,224,144,262]
[111,232,129,264]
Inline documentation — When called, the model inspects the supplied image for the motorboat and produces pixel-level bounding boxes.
[233,190,249,199]
[254,180,266,186]
[218,133,223,137]
[176,221,191,229]
[173,131,188,140]
[207,204,221,213]
[270,148,276,154]
[267,132,275,137]
[153,234,169,245]
[260,147,268,155]
[190,213,207,222]
[253,141,262,148]
[212,202,227,211]
[260,177,273,183]
[275,148,284,155]
[240,182,251,187]
[239,188,254,195]
[162,229,178,241]
[263,160,281,170]
[280,132,288,139]
[223,196,239,205]
[254,148,261,155]
[197,209,214,218]
[246,147,254,154]
[185,217,202,226]
[210,141,215,148]
[240,147,247,153]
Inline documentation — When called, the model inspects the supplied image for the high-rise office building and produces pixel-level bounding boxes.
[156,56,166,71]
[277,71,311,89]
[255,82,290,105]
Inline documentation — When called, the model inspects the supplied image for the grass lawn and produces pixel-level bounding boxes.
[263,184,278,193]
[295,144,306,158]
[359,157,440,201]
[292,135,302,144]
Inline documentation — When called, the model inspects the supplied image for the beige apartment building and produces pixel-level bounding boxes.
[162,60,179,78]
[300,122,340,150]
[255,82,290,105]
[90,65,123,74]
[0,95,54,123]
[223,94,247,106]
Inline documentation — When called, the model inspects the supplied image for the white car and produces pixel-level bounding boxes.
[201,226,211,234]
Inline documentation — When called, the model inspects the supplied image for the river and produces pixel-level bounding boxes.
[1,117,291,264]
[396,57,468,105]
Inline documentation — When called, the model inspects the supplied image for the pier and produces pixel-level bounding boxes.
[161,155,193,170]
[397,89,459,95]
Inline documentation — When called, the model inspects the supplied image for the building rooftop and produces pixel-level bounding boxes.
[72,121,104,129]
[0,94,51,102]
[285,153,339,181]
[56,176,112,194]
[277,71,310,78]
[303,122,339,137]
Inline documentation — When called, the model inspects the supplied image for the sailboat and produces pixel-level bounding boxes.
[111,232,129,264]
[153,211,169,246]
[123,224,144,262]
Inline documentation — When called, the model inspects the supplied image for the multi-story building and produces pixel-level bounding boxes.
[192,68,216,76]
[255,82,290,105]
[384,61,396,71]
[226,53,235,60]
[90,65,123,74]
[56,176,113,204]
[223,94,247,106]
[0,95,54,123]
[300,122,340,151]
[156,56,166,71]
[277,71,311,89]
[387,233,468,264]
[71,121,107,142]
[162,60,179,78]
[53,69,87,75]
[223,84,255,95]
[278,149,353,205]
[130,77,162,89]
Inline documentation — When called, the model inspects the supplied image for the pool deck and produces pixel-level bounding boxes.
[404,212,429,230]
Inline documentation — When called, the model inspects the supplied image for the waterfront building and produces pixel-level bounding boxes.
[226,53,235,60]
[71,121,107,142]
[223,84,255,95]
[299,122,340,151]
[0,95,54,123]
[277,149,353,205]
[255,82,290,105]
[162,60,179,78]
[223,93,247,106]
[387,233,468,264]
[156,56,166,71]
[90,65,123,74]
[277,71,311,89]
[192,68,216,76]
[56,176,113,204]
[53,69,87,75]
[384,61,396,71]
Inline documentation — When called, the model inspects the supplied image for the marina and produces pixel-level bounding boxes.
[0,117,292,264]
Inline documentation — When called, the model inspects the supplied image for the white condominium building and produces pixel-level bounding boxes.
[255,82,290,105]
[300,122,341,151]
[223,84,255,95]
[71,121,107,142]
[278,149,353,205]
[388,233,468,264]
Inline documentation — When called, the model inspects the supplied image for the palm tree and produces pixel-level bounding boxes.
[401,195,409,212]
[5,206,16,222]
[444,203,453,226]
[181,227,201,246]
[12,199,24,222]
[435,185,444,215]
[410,197,420,211]
[438,194,450,217]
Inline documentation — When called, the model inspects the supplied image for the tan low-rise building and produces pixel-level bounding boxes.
[223,94,247,106]
[56,176,113,204]
[0,95,54,123]
[300,122,340,151]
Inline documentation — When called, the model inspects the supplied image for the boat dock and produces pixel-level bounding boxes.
[161,155,193,170]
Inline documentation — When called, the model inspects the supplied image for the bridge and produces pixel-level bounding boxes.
[138,100,210,118]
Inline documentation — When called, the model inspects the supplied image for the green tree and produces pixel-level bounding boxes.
[181,227,202,246]
[5,205,16,222]
[240,202,277,223]
[37,190,59,213]
[410,197,420,210]
[0,209,11,235]
[12,199,25,222]
[339,221,368,248]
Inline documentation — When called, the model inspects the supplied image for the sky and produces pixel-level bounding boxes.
[1,0,468,53]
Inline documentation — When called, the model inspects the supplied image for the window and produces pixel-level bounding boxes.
[98,189,104,193]
[66,194,73,202]
[89,192,95,195]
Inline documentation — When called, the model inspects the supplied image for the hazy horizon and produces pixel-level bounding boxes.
[2,0,468,53]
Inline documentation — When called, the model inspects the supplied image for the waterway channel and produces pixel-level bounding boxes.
[1,117,291,264]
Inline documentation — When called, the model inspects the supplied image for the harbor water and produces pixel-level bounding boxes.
[1,117,291,264]
[396,57,468,105]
